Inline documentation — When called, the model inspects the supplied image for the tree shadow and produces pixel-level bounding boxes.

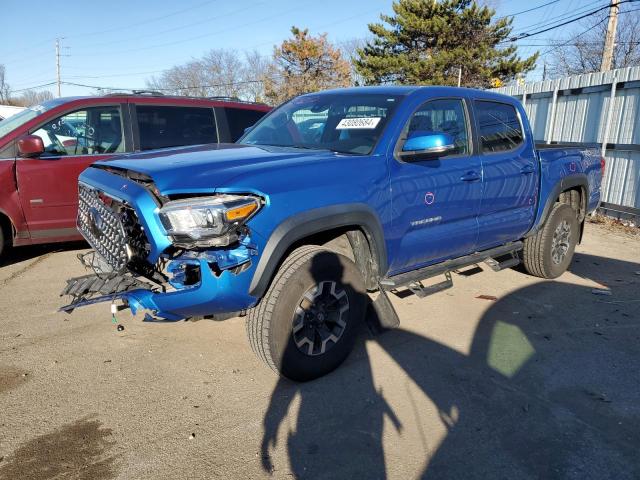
[261,252,640,479]
[0,241,87,268]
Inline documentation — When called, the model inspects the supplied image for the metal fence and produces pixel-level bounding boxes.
[493,66,640,216]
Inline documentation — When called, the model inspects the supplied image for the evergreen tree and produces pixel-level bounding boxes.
[355,0,538,88]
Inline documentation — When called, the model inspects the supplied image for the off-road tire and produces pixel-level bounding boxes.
[246,245,366,381]
[522,203,579,279]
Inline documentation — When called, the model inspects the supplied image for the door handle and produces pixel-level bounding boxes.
[520,164,535,174]
[460,171,481,182]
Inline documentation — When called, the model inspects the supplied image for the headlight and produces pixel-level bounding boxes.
[158,194,261,247]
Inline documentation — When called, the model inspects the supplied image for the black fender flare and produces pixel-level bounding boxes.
[529,174,589,237]
[248,203,387,298]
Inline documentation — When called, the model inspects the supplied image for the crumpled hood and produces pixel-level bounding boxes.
[96,143,341,194]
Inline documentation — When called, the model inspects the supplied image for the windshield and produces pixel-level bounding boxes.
[0,101,61,139]
[240,93,404,155]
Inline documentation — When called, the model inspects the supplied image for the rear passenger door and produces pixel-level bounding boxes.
[133,105,218,151]
[473,100,539,249]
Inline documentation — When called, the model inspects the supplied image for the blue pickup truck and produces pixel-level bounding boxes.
[61,86,603,381]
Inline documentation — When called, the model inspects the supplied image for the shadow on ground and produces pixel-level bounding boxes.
[0,241,87,268]
[0,417,118,480]
[261,252,640,479]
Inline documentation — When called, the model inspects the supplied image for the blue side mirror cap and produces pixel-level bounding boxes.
[402,132,456,155]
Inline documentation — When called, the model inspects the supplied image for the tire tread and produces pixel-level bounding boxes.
[246,245,325,374]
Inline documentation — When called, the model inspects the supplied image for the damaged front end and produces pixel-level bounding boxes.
[60,166,262,321]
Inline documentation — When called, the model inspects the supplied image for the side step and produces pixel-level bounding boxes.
[407,272,453,298]
[484,253,521,272]
[380,241,523,290]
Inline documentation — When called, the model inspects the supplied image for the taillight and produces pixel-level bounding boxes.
[600,157,606,177]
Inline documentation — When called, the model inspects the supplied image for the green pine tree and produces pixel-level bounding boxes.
[355,0,538,88]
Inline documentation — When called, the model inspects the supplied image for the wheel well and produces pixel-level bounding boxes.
[557,186,586,222]
[279,226,380,291]
[0,212,13,247]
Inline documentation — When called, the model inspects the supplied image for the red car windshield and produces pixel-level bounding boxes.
[0,99,66,139]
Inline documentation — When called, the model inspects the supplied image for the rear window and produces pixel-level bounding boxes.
[136,106,217,150]
[224,107,267,142]
[474,100,523,153]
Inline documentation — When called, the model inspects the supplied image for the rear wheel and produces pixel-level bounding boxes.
[246,246,366,381]
[522,203,579,279]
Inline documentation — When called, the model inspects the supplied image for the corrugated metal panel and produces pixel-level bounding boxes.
[493,65,640,96]
[524,96,551,141]
[602,151,640,208]
[602,87,640,144]
[492,66,640,209]
[551,92,606,143]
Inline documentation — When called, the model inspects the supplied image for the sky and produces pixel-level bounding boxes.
[0,0,613,97]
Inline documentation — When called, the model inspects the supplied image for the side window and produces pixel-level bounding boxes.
[224,107,267,142]
[136,106,217,150]
[404,98,469,155]
[474,101,524,153]
[32,106,124,156]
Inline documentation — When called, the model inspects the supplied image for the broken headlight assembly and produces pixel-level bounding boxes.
[158,194,261,248]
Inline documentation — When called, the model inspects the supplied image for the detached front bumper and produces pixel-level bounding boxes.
[61,167,261,321]
[61,248,260,321]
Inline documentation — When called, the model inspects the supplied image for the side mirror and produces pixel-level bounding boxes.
[399,132,455,160]
[17,135,45,158]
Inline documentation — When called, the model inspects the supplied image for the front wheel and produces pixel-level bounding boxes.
[522,203,579,279]
[246,246,366,381]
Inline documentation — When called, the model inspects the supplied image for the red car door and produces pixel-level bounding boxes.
[16,105,125,240]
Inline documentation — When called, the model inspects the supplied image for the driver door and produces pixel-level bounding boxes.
[388,98,482,274]
[16,105,124,238]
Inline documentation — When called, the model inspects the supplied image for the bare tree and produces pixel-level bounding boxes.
[243,50,271,102]
[338,37,370,86]
[13,89,54,107]
[146,49,272,101]
[0,65,11,104]
[548,10,640,77]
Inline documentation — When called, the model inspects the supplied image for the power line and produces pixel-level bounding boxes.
[504,0,638,42]
[497,0,562,19]
[69,4,309,58]
[61,78,270,92]
[508,0,606,35]
[537,5,640,55]
[66,0,221,39]
[72,1,264,51]
[11,82,57,93]
[2,0,219,65]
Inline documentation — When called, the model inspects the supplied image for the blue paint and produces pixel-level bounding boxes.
[74,86,602,320]
[402,132,454,152]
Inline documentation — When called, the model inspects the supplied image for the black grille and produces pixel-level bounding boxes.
[77,184,131,271]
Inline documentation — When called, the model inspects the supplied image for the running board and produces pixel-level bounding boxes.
[380,241,523,290]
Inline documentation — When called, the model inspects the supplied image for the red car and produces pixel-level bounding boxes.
[0,93,270,259]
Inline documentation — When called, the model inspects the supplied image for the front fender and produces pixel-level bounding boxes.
[248,204,387,298]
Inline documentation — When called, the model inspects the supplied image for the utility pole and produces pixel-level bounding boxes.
[55,38,61,97]
[457,67,462,87]
[601,0,620,72]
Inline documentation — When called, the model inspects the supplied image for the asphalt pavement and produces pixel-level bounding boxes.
[0,224,638,479]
